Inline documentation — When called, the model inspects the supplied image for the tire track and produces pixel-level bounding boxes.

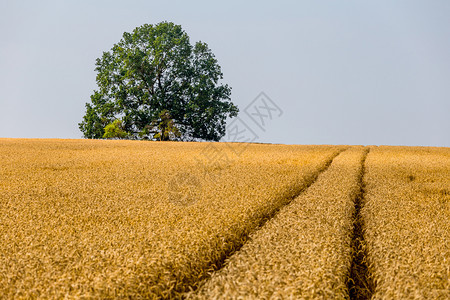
[187,147,349,297]
[348,147,375,299]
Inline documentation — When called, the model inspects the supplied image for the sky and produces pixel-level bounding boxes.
[1,0,449,146]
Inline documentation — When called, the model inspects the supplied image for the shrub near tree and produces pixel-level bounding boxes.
[79,21,238,141]
[103,120,128,139]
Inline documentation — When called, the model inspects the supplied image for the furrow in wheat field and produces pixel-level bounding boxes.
[191,146,367,299]
[0,138,343,298]
[362,146,450,299]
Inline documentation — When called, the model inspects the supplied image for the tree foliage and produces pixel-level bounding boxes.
[103,119,128,139]
[79,21,238,141]
[149,110,181,141]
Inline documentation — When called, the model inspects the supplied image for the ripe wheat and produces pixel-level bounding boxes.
[0,138,342,298]
[191,147,367,299]
[362,146,450,299]
[2,139,447,299]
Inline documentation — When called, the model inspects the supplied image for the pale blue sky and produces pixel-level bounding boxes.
[1,0,449,146]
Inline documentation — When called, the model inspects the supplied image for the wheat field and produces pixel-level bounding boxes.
[0,139,448,299]
[362,146,450,299]
[192,147,367,299]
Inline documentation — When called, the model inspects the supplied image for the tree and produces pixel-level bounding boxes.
[79,21,238,141]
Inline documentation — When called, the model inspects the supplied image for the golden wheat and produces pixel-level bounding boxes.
[362,146,450,299]
[191,146,367,299]
[3,139,447,298]
[0,138,342,298]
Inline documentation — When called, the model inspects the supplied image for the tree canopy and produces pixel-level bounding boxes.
[79,21,238,141]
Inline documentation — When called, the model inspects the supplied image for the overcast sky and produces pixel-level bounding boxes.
[1,0,449,146]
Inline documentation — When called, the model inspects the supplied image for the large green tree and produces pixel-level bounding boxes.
[79,21,238,141]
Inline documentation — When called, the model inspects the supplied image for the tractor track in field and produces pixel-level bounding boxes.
[348,148,375,300]
[189,147,348,295]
